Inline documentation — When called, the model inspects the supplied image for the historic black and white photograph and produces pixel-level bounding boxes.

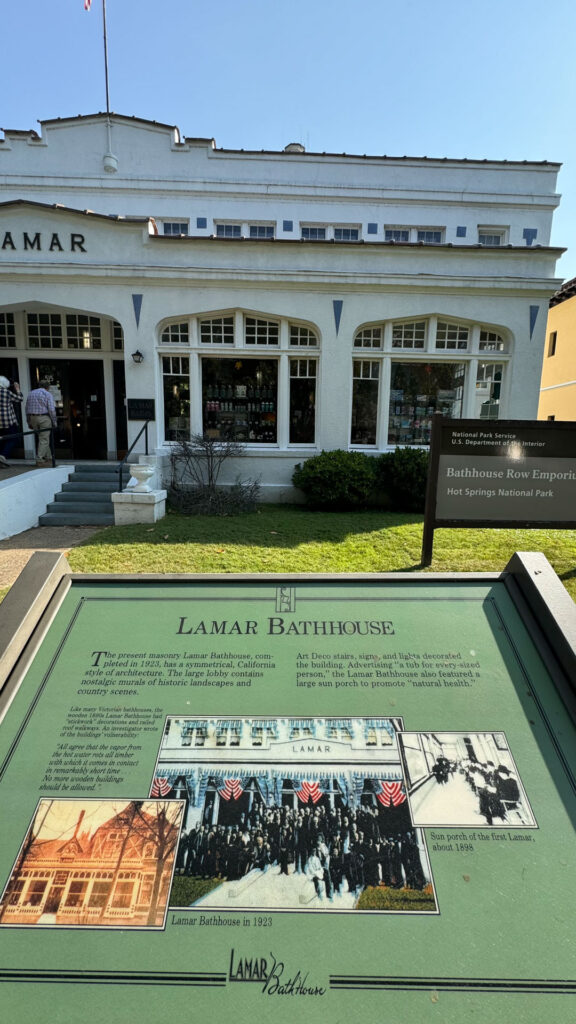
[0,799,184,928]
[151,716,438,913]
[399,731,537,828]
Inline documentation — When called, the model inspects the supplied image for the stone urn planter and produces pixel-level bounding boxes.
[127,463,155,492]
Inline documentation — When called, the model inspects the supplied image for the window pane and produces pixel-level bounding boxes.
[66,315,102,350]
[479,329,505,352]
[388,362,464,445]
[392,322,426,349]
[289,360,316,443]
[436,321,469,351]
[301,227,326,240]
[112,321,124,350]
[27,313,63,349]
[351,361,379,445]
[290,325,318,347]
[163,360,190,441]
[163,222,188,236]
[88,882,112,908]
[0,313,16,348]
[249,225,275,239]
[161,322,189,344]
[202,358,277,443]
[384,229,410,242]
[200,317,234,345]
[474,362,503,419]
[334,227,359,241]
[245,318,279,346]
[354,327,382,349]
[417,230,443,244]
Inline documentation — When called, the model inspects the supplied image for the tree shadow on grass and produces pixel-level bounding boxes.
[75,507,425,554]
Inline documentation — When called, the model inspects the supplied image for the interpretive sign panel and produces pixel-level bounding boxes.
[422,417,576,563]
[0,572,575,1022]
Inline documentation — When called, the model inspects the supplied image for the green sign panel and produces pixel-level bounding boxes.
[422,418,576,564]
[0,572,574,1022]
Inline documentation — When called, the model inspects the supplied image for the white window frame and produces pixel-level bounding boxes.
[477,226,508,246]
[334,225,360,242]
[248,224,275,239]
[383,226,445,244]
[300,224,327,241]
[215,223,242,238]
[162,221,189,236]
[158,312,320,449]
[351,316,512,447]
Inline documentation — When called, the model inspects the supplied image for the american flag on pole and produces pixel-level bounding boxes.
[296,780,323,804]
[150,777,172,797]
[84,0,92,10]
[219,779,244,801]
[376,780,406,807]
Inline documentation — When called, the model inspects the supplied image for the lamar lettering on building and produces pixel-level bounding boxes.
[1,231,86,252]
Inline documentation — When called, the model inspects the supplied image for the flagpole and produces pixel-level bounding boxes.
[100,0,117,172]
[102,0,111,117]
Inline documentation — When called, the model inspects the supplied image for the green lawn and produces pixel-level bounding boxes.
[62,506,576,602]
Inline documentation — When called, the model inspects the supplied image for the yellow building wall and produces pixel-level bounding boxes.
[539,296,576,420]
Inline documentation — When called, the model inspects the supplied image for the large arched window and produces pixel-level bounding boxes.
[159,311,320,447]
[352,316,511,447]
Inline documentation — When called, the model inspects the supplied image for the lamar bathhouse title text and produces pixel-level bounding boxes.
[176,617,395,637]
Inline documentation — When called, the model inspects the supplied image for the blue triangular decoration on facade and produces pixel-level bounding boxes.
[333,299,343,335]
[132,294,143,328]
[529,305,539,339]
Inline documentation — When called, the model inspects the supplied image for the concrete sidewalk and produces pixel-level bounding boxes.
[0,524,102,590]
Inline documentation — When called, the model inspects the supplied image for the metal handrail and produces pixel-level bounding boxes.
[1,425,56,467]
[117,420,151,492]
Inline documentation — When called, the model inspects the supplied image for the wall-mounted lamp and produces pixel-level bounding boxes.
[131,350,144,364]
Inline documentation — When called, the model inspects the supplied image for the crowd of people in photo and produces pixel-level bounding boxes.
[175,799,428,900]
[431,755,522,825]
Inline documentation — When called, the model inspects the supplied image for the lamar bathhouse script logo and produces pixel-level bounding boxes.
[228,947,326,997]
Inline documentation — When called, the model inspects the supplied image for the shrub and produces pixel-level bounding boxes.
[374,447,429,512]
[292,450,376,509]
[169,434,260,516]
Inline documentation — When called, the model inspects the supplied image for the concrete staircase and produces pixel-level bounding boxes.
[39,464,130,527]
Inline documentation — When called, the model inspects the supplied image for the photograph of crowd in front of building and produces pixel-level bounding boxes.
[0,799,184,928]
[399,732,536,828]
[151,716,437,913]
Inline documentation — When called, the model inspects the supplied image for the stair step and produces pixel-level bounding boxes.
[73,463,127,472]
[39,512,115,526]
[62,480,122,493]
[46,500,113,514]
[53,491,114,505]
[68,472,128,484]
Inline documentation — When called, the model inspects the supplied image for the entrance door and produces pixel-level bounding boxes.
[29,360,107,459]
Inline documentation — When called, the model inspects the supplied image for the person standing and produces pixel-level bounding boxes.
[0,376,24,467]
[25,378,57,466]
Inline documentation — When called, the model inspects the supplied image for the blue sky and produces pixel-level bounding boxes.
[3,0,576,279]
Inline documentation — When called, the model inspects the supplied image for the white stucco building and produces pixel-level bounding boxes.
[0,113,564,497]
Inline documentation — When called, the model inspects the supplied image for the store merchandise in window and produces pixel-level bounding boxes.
[202,358,277,443]
[388,363,465,445]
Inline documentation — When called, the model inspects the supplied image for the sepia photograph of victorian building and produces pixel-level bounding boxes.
[0,798,184,928]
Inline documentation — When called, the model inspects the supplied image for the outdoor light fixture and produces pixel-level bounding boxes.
[131,350,144,364]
